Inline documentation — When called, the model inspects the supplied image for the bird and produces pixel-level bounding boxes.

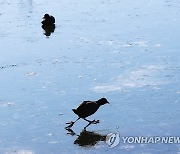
[66,98,109,129]
[41,14,55,25]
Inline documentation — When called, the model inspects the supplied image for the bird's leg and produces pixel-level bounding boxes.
[66,117,80,128]
[83,120,100,130]
[84,122,92,130]
[83,118,100,124]
[83,118,92,123]
[83,118,100,129]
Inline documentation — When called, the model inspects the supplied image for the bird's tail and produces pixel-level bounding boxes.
[72,109,78,115]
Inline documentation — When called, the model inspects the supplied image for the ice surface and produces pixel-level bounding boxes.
[0,0,180,153]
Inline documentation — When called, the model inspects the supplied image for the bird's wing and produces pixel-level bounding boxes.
[77,101,95,109]
[76,101,99,118]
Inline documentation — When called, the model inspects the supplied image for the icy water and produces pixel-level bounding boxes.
[0,0,180,153]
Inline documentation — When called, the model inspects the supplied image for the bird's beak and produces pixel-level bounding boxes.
[107,101,110,104]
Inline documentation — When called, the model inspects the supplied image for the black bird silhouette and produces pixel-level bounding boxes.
[41,14,56,36]
[41,14,55,25]
[66,98,109,129]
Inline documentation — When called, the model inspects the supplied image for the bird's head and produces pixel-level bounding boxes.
[97,98,109,106]
[43,14,49,19]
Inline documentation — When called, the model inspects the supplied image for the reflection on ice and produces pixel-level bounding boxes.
[93,65,169,93]
[120,145,135,150]
[0,102,14,107]
[66,128,106,147]
[74,130,106,147]
[5,149,34,154]
[93,85,121,93]
[41,24,55,37]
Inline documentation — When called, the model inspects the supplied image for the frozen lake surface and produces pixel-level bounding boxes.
[0,0,180,153]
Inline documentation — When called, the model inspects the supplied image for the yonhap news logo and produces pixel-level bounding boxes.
[105,132,180,148]
[106,132,120,148]
[122,136,180,144]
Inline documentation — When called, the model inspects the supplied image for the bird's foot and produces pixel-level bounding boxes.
[91,119,100,124]
[66,121,74,124]
[65,121,74,128]
[65,127,76,136]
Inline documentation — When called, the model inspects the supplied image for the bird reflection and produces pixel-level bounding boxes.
[66,128,106,147]
[41,24,55,37]
[75,130,106,147]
